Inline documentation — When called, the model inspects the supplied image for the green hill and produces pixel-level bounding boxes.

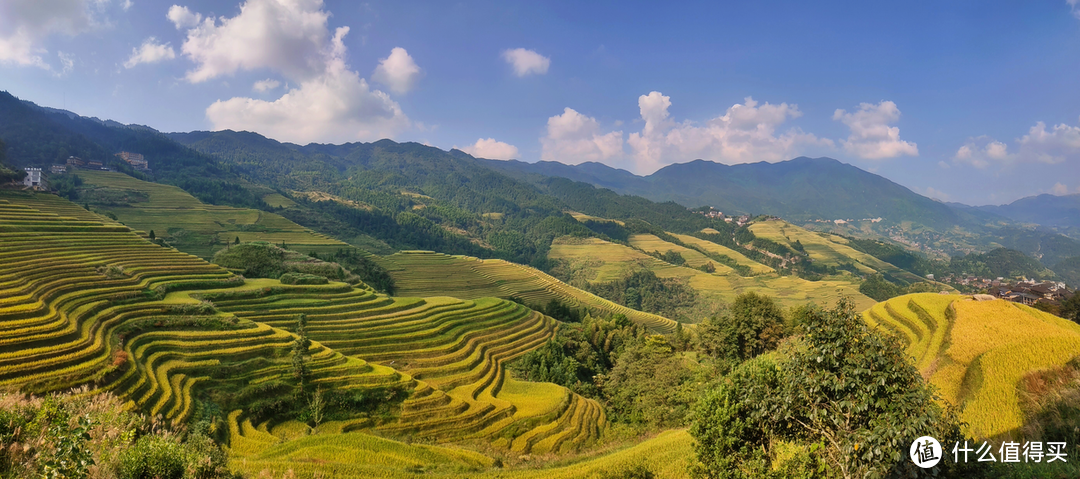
[73,169,346,258]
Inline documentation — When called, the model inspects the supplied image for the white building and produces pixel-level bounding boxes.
[23,168,42,188]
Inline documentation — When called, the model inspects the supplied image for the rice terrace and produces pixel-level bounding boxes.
[3,2,1080,478]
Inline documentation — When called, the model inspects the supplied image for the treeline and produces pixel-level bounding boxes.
[586,269,698,319]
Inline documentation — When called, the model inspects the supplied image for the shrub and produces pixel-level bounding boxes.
[117,435,186,479]
[278,272,329,285]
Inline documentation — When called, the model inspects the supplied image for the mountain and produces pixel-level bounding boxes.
[976,194,1080,229]
[482,156,962,229]
[0,90,268,208]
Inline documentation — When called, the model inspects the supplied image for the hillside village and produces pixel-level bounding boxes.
[13,151,149,190]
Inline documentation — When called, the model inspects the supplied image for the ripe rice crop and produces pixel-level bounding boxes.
[863,293,1080,439]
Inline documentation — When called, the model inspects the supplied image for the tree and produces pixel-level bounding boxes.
[292,314,311,390]
[1061,293,1080,324]
[691,298,982,478]
[234,236,240,245]
[307,388,326,433]
[149,230,155,241]
[697,292,785,362]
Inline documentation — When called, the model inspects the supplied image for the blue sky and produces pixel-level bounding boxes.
[2,0,1079,205]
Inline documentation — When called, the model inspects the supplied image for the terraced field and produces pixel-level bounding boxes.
[749,219,926,284]
[863,293,1080,438]
[629,234,736,272]
[0,191,605,463]
[0,191,394,424]
[230,428,693,479]
[549,236,876,313]
[75,170,345,258]
[380,251,678,333]
[670,233,776,275]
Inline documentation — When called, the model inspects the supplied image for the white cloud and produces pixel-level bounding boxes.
[1051,182,1069,195]
[954,136,1010,168]
[175,0,335,83]
[1016,119,1080,164]
[252,78,281,92]
[57,50,73,74]
[174,0,409,143]
[123,37,175,68]
[460,138,519,160]
[833,101,918,159]
[954,117,1080,168]
[372,47,421,94]
[122,0,133,11]
[541,108,624,164]
[922,186,952,202]
[1070,0,1080,19]
[502,48,550,77]
[206,26,408,144]
[625,92,833,173]
[167,5,201,29]
[0,0,101,71]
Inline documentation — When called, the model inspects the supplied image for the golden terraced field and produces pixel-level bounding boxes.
[0,190,608,475]
[863,293,1080,439]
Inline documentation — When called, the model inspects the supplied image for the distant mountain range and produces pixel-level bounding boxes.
[479,156,970,229]
[975,194,1080,229]
[3,89,1080,272]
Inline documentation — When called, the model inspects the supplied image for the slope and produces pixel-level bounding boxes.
[548,236,877,317]
[863,293,1080,439]
[0,191,605,459]
[379,251,679,333]
[74,170,346,258]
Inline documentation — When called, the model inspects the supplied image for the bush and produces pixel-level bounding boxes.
[118,435,186,479]
[278,272,329,285]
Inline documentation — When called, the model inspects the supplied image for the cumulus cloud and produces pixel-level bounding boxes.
[122,0,133,11]
[175,0,337,83]
[1016,119,1080,164]
[833,101,918,159]
[954,136,1011,168]
[167,5,201,29]
[954,117,1080,168]
[372,47,421,94]
[123,37,175,68]
[173,0,410,143]
[1070,0,1080,19]
[541,108,624,164]
[502,48,550,77]
[252,78,281,92]
[625,92,833,173]
[0,0,103,71]
[1051,182,1069,195]
[460,138,519,160]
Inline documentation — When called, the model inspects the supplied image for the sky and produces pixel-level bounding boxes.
[2,0,1079,206]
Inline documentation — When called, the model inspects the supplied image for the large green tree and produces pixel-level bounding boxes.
[696,292,786,362]
[691,298,981,478]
